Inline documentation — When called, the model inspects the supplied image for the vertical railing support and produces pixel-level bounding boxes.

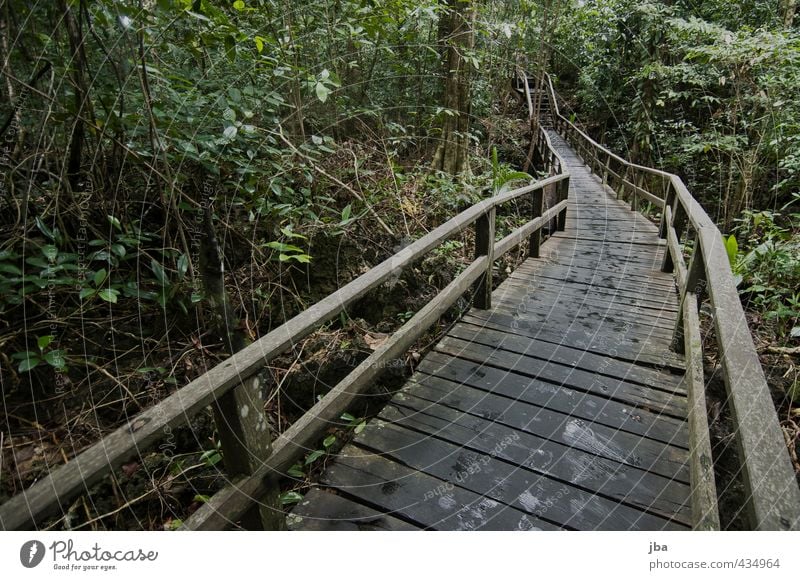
[673,248,706,354]
[662,198,688,273]
[529,189,544,258]
[473,208,495,309]
[557,176,569,231]
[659,180,676,239]
[213,372,283,530]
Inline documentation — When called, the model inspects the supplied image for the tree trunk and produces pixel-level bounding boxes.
[431,0,475,175]
[59,0,89,192]
[782,0,797,27]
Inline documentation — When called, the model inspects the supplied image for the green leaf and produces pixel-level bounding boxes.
[111,244,126,258]
[280,491,304,505]
[44,350,66,368]
[354,421,367,434]
[340,413,356,422]
[98,288,119,303]
[193,494,211,504]
[37,335,54,351]
[233,0,245,9]
[177,254,190,277]
[724,234,738,266]
[79,288,96,300]
[287,464,305,478]
[150,259,168,286]
[18,355,41,373]
[254,36,264,53]
[200,449,223,467]
[315,82,330,103]
[223,125,238,140]
[41,245,58,262]
[93,268,107,287]
[35,216,55,240]
[304,449,326,465]
[108,215,122,231]
[0,263,22,275]
[323,435,337,448]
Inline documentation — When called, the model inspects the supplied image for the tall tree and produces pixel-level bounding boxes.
[431,0,475,175]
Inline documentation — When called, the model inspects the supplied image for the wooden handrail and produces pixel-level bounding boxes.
[0,125,570,530]
[544,73,800,531]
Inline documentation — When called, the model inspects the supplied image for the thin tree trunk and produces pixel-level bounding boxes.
[59,0,89,191]
[782,0,797,27]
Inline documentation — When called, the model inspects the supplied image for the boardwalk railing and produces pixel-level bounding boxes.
[543,72,800,531]
[0,126,569,531]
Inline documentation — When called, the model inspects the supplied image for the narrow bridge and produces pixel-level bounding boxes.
[2,74,798,532]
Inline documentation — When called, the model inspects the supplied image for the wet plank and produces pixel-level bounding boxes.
[397,380,689,481]
[445,323,685,392]
[322,446,560,530]
[408,366,688,448]
[379,401,692,523]
[355,419,685,530]
[288,488,420,530]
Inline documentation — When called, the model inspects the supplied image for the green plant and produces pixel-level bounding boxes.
[12,335,67,373]
[491,147,533,195]
[263,226,312,263]
[732,210,800,337]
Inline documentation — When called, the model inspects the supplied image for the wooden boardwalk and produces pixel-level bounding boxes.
[289,131,692,531]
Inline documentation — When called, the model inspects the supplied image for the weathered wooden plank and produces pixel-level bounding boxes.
[404,370,689,481]
[356,419,684,530]
[379,402,691,523]
[323,446,560,530]
[493,285,679,329]
[491,292,678,334]
[288,488,420,531]
[487,302,676,345]
[462,311,685,370]
[446,323,685,392]
[408,366,688,448]
[509,266,677,303]
[529,252,675,281]
[498,276,680,312]
[435,334,683,403]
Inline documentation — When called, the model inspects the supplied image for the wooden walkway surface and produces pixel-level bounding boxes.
[288,132,691,531]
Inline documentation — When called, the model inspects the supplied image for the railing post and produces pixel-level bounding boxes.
[213,372,284,529]
[617,165,629,201]
[473,208,495,309]
[557,176,569,231]
[602,152,611,187]
[662,198,687,273]
[673,248,706,354]
[659,180,676,239]
[529,189,544,258]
